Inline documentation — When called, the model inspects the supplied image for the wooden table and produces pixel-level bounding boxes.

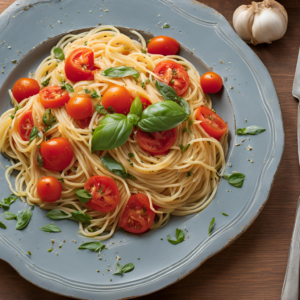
[0,0,298,299]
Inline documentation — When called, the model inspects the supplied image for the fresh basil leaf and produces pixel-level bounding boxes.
[92,114,133,151]
[28,126,39,144]
[102,66,139,80]
[167,228,185,245]
[70,211,93,225]
[39,224,62,232]
[101,156,134,179]
[42,109,56,126]
[223,173,245,188]
[78,241,105,252]
[129,96,143,117]
[2,211,17,220]
[222,212,228,216]
[0,194,18,210]
[208,217,215,235]
[155,80,180,102]
[178,97,190,116]
[75,189,92,204]
[37,152,43,167]
[113,263,135,275]
[0,221,6,229]
[91,90,100,98]
[16,209,32,230]
[138,101,187,133]
[62,83,74,93]
[95,104,108,115]
[236,125,266,135]
[46,209,71,220]
[127,114,140,126]
[43,126,52,133]
[42,77,50,87]
[53,47,65,60]
[58,178,64,183]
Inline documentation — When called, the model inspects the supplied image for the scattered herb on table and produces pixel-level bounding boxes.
[222,212,228,216]
[0,194,18,210]
[236,125,265,135]
[208,217,215,236]
[223,173,245,188]
[167,228,185,245]
[16,209,32,230]
[113,263,135,275]
[78,241,106,252]
[39,224,62,233]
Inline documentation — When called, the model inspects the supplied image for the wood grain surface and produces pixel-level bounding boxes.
[0,0,298,299]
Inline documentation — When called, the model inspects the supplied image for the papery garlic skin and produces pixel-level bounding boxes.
[233,0,288,45]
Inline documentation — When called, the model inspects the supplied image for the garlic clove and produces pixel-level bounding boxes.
[233,5,254,42]
[252,8,287,45]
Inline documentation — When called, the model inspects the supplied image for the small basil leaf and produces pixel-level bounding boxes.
[28,126,39,144]
[102,66,139,80]
[236,125,266,135]
[167,228,185,245]
[42,77,50,87]
[78,241,105,252]
[208,217,215,235]
[223,173,245,188]
[16,209,32,230]
[92,114,133,151]
[46,209,71,220]
[138,101,187,132]
[129,96,143,117]
[75,189,92,204]
[42,109,56,126]
[127,114,140,126]
[222,212,228,216]
[53,47,65,60]
[61,83,74,93]
[0,194,18,210]
[91,90,100,98]
[37,153,43,167]
[113,263,135,275]
[39,224,62,232]
[0,221,6,229]
[95,104,108,115]
[70,211,93,225]
[101,156,134,179]
[58,178,64,183]
[2,211,17,220]
[155,80,180,102]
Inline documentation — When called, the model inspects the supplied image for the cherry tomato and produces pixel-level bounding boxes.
[12,78,40,103]
[37,176,62,203]
[196,106,228,140]
[65,48,98,82]
[39,86,70,108]
[147,36,180,56]
[66,95,93,120]
[136,127,177,155]
[118,193,155,234]
[200,72,223,94]
[102,86,133,115]
[140,97,151,110]
[39,137,74,172]
[84,176,120,213]
[154,60,189,96]
[17,110,34,141]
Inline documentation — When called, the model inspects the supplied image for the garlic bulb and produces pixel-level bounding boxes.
[233,0,288,45]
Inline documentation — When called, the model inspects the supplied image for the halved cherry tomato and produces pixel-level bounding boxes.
[39,137,74,172]
[140,97,151,110]
[196,106,228,140]
[12,78,40,103]
[154,60,189,96]
[200,72,223,94]
[77,117,92,129]
[118,193,155,234]
[147,36,180,56]
[17,110,34,141]
[66,95,93,120]
[37,176,62,203]
[136,127,177,155]
[102,86,133,115]
[39,86,70,108]
[65,48,98,82]
[84,176,120,213]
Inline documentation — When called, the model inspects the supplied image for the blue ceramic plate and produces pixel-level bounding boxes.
[0,0,284,299]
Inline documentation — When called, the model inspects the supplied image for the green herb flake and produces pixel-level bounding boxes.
[179,143,190,153]
[236,125,266,135]
[78,241,105,252]
[95,104,108,115]
[186,172,193,178]
[91,90,100,98]
[39,224,62,233]
[28,126,39,145]
[58,178,64,183]
[141,49,147,54]
[27,251,32,256]
[53,47,65,60]
[84,41,87,46]
[208,217,215,235]
[128,153,134,158]
[84,89,91,94]
[162,24,170,28]
[142,79,150,89]
[188,120,194,133]
[42,77,51,87]
[222,212,228,216]
[113,262,135,275]
[223,173,245,188]
[61,83,74,93]
[183,127,187,133]
[167,228,185,245]
[37,153,43,167]
[108,106,116,114]
[47,248,53,253]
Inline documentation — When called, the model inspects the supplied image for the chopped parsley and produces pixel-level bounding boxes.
[84,89,91,94]
[142,79,150,89]
[186,172,193,178]
[179,143,190,153]
[91,90,100,98]
[128,153,134,158]
[42,77,51,87]
[141,49,147,54]
[108,106,116,114]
